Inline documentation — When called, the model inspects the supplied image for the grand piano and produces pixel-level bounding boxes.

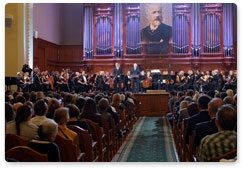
[5,76,17,90]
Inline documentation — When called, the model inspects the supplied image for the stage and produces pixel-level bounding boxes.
[134,90,169,116]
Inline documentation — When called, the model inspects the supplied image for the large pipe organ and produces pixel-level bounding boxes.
[34,3,237,74]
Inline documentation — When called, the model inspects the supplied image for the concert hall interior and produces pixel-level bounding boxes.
[5,3,237,163]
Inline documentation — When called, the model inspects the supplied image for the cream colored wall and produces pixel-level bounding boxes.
[5,3,24,77]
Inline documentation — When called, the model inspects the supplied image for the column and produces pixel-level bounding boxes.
[84,6,94,59]
[114,3,123,58]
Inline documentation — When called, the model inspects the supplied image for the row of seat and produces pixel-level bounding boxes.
[172,117,237,162]
[5,101,140,162]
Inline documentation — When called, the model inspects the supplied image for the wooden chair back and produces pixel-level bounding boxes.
[67,125,98,162]
[5,133,29,152]
[54,135,84,162]
[102,119,114,161]
[82,118,107,162]
[5,146,48,162]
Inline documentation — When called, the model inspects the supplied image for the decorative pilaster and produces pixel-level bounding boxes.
[191,3,200,57]
[114,3,123,58]
[84,5,94,59]
[23,3,34,69]
[223,3,233,57]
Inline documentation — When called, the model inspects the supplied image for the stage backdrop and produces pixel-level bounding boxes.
[140,3,172,54]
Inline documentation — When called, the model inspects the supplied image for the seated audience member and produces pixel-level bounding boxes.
[177,100,189,127]
[75,96,86,113]
[80,97,102,127]
[193,98,223,148]
[36,91,45,101]
[15,95,26,104]
[28,120,61,162]
[223,96,236,108]
[168,91,178,114]
[104,95,119,125]
[63,93,73,106]
[46,98,61,119]
[31,99,53,126]
[111,93,125,120]
[13,102,23,113]
[97,98,113,129]
[6,105,38,140]
[65,104,91,133]
[187,102,199,117]
[226,89,234,98]
[5,102,15,124]
[186,94,211,143]
[53,107,81,156]
[197,104,237,162]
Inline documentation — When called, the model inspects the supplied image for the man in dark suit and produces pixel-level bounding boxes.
[130,63,140,93]
[113,62,122,93]
[33,67,42,92]
[141,4,172,54]
[193,98,223,148]
[185,94,212,144]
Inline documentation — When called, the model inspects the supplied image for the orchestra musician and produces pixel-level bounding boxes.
[81,70,93,93]
[16,72,31,92]
[104,71,112,93]
[222,70,237,91]
[185,69,196,91]
[195,70,203,91]
[96,71,106,92]
[33,67,42,92]
[113,62,123,93]
[210,69,224,91]
[124,70,132,92]
[142,71,152,92]
[40,70,51,92]
[56,71,70,92]
[200,70,212,91]
[139,70,146,93]
[174,70,187,91]
[130,63,141,93]
[73,72,81,93]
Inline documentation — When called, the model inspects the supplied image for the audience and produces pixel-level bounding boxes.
[31,99,53,126]
[65,104,91,133]
[28,119,61,162]
[193,98,223,148]
[75,96,86,113]
[97,98,113,129]
[53,107,81,156]
[6,105,38,140]
[4,83,237,162]
[187,102,199,117]
[185,94,211,143]
[177,100,189,127]
[46,98,61,119]
[5,102,15,124]
[80,97,102,127]
[197,104,237,162]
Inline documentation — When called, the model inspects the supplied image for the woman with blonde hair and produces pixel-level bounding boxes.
[53,107,81,156]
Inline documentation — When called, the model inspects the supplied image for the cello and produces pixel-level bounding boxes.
[142,77,152,88]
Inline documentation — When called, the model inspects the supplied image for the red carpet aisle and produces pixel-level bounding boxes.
[112,116,179,162]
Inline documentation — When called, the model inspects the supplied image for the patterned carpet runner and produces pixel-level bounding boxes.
[114,116,178,162]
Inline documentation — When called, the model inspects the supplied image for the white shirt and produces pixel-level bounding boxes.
[6,121,38,140]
